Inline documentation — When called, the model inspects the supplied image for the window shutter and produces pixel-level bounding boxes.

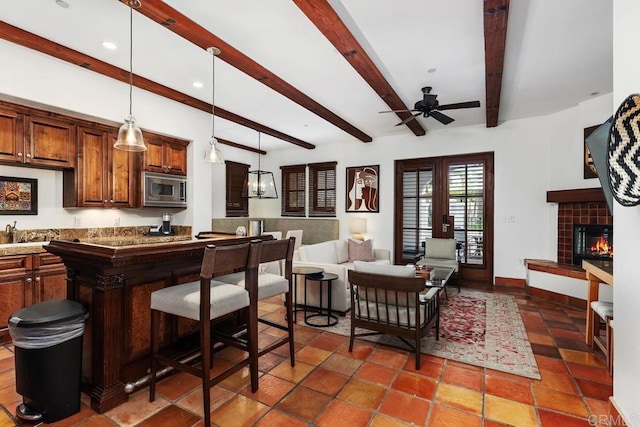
[280,164,306,217]
[308,161,337,217]
[225,160,249,217]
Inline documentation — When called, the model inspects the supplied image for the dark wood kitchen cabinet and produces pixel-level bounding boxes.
[143,136,188,176]
[0,104,76,169]
[0,252,66,342]
[63,126,139,208]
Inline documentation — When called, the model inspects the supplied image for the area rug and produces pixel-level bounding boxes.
[320,289,541,379]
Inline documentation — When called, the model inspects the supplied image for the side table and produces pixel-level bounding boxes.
[292,266,324,323]
[304,272,339,327]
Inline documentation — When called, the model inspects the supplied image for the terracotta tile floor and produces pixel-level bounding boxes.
[0,285,614,426]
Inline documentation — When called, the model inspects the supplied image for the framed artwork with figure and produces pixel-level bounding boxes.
[346,165,379,212]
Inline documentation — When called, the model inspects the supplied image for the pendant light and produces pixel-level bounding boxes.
[242,131,278,199]
[204,47,224,163]
[114,0,146,152]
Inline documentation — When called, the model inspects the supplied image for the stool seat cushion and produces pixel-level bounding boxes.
[151,281,249,321]
[590,301,614,319]
[217,272,289,300]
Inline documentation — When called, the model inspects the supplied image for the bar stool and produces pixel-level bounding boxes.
[216,237,296,382]
[149,241,261,427]
[590,300,613,373]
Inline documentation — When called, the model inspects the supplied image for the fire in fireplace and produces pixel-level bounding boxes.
[573,224,613,266]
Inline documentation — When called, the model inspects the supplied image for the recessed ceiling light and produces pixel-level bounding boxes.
[55,0,69,8]
[193,81,203,88]
[590,91,600,96]
[101,41,117,50]
[428,68,437,73]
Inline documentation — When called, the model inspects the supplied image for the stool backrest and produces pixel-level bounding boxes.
[258,237,295,279]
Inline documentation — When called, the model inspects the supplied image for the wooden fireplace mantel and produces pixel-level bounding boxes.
[546,188,606,203]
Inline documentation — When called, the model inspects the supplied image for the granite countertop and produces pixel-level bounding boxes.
[0,235,194,255]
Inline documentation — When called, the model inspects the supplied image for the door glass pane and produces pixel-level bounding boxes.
[449,162,485,265]
[402,169,433,258]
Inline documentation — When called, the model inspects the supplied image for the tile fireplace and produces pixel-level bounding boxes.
[572,224,613,265]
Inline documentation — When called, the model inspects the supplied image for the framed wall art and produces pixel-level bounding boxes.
[0,176,38,215]
[346,165,379,212]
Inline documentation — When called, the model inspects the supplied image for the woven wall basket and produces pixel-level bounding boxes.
[608,94,640,207]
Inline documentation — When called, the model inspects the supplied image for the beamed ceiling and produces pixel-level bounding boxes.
[0,0,612,153]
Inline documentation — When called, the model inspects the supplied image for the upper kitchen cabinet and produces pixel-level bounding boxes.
[143,136,188,176]
[63,126,139,208]
[0,103,76,169]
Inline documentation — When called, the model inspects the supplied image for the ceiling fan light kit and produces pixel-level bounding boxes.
[380,86,481,128]
[204,46,224,164]
[114,0,146,152]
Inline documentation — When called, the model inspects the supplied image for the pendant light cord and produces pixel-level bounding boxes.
[211,48,215,140]
[258,131,261,171]
[128,2,133,116]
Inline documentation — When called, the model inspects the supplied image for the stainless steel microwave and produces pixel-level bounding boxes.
[142,172,187,207]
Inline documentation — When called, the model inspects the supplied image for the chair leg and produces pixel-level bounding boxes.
[247,300,259,393]
[349,311,356,352]
[285,292,296,367]
[149,309,160,402]
[201,311,212,427]
[415,329,421,370]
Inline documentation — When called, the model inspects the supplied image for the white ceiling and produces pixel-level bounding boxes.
[0,0,612,152]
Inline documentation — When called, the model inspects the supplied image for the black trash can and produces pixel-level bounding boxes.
[8,299,88,423]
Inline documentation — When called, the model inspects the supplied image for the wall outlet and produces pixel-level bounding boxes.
[74,216,81,227]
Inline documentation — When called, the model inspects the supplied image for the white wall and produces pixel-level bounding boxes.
[612,0,640,419]
[0,40,214,234]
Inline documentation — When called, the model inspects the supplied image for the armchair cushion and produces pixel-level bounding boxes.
[424,238,456,259]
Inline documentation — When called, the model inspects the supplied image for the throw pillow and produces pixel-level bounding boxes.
[348,238,374,262]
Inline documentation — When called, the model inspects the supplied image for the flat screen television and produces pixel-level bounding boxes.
[585,116,614,212]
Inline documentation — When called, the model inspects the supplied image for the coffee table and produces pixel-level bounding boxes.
[419,266,456,299]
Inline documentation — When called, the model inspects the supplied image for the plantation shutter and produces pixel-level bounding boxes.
[281,164,306,217]
[308,161,337,217]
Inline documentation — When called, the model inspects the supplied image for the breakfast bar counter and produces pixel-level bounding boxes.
[46,233,267,413]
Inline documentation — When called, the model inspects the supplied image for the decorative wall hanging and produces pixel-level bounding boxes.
[0,176,38,215]
[346,165,379,212]
[608,94,640,206]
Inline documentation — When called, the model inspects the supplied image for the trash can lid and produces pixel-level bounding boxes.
[8,299,87,327]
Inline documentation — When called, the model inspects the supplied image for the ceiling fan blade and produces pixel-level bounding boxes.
[379,109,419,113]
[395,112,421,127]
[429,110,455,125]
[437,100,481,111]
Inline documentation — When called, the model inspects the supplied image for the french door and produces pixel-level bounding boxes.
[394,152,494,284]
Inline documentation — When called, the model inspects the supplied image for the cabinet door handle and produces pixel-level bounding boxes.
[110,200,114,203]
[104,200,108,203]
[17,152,23,156]
[26,153,32,158]
[35,276,40,282]
[26,278,32,283]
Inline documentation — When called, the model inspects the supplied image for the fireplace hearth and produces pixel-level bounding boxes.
[573,224,613,266]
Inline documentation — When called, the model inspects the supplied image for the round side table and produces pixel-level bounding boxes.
[291,266,324,323]
[304,272,339,327]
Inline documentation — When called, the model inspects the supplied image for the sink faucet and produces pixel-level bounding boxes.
[5,221,18,244]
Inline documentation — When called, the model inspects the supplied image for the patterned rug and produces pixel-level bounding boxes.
[320,289,541,379]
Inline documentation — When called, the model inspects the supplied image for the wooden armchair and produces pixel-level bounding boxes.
[347,263,440,369]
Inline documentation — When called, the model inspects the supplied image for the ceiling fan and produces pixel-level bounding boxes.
[380,86,481,127]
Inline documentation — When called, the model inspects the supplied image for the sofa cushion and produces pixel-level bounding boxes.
[334,240,349,264]
[353,261,415,277]
[348,238,375,262]
[298,240,338,264]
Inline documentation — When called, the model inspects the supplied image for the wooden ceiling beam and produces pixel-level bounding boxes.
[216,138,266,155]
[293,0,425,137]
[483,0,509,127]
[0,21,314,150]
[130,0,372,143]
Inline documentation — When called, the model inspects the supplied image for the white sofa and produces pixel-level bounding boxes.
[292,239,390,313]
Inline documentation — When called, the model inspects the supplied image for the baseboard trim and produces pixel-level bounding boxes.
[495,276,526,288]
[608,396,630,426]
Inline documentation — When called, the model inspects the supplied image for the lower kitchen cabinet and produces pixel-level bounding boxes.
[0,252,67,341]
